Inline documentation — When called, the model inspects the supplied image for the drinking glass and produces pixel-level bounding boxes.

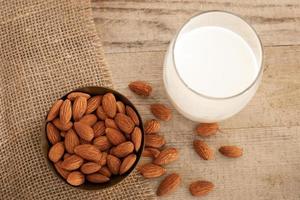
[163,11,263,122]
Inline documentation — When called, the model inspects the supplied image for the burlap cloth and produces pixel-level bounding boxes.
[0,0,155,199]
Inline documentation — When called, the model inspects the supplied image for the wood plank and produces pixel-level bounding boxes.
[105,45,300,129]
[92,0,300,53]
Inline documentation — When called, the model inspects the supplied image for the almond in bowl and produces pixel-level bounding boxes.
[41,87,145,189]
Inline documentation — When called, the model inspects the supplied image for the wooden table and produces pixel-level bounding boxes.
[91,1,300,199]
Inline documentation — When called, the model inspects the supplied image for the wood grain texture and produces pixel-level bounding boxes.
[92,0,300,199]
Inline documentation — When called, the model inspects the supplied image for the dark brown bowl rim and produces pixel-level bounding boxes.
[41,86,145,190]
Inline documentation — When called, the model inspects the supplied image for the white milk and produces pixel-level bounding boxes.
[174,26,259,98]
[163,18,262,122]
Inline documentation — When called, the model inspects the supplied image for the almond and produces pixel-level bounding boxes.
[61,155,84,171]
[196,123,219,137]
[119,154,137,175]
[93,136,112,151]
[153,148,178,165]
[142,147,160,158]
[67,92,91,101]
[60,99,72,124]
[54,161,70,179]
[99,166,112,177]
[111,141,134,158]
[219,146,243,158]
[116,101,125,113]
[105,118,119,130]
[144,119,160,134]
[114,113,135,134]
[79,138,91,144]
[74,122,94,142]
[87,173,110,183]
[86,95,102,114]
[46,122,61,144]
[105,128,126,146]
[145,135,165,148]
[67,171,85,186]
[80,162,102,174]
[64,129,79,154]
[189,181,214,197]
[157,173,181,196]
[73,96,87,121]
[107,155,121,175]
[193,140,214,160]
[63,153,71,160]
[131,127,142,152]
[93,121,106,137]
[47,99,63,121]
[102,93,117,118]
[139,163,166,178]
[128,81,152,97]
[79,114,97,126]
[60,131,67,137]
[74,144,102,162]
[98,152,108,166]
[96,106,107,120]
[126,106,140,126]
[52,118,73,131]
[150,104,172,121]
[48,142,64,163]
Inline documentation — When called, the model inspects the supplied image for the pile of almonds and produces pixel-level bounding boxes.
[46,91,142,186]
[129,81,243,197]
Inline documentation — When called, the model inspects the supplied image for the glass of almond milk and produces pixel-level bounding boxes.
[163,11,263,122]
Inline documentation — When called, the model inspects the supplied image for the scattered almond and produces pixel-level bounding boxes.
[139,163,166,178]
[87,173,110,183]
[120,154,137,175]
[114,113,135,134]
[131,127,142,152]
[142,148,160,158]
[47,99,63,121]
[64,129,79,154]
[86,95,102,114]
[107,155,121,175]
[144,119,160,134]
[145,135,165,148]
[48,142,65,163]
[105,128,126,146]
[116,101,125,113]
[74,122,94,142]
[157,173,181,196]
[67,171,85,186]
[74,144,102,162]
[102,93,117,118]
[128,81,152,97]
[193,140,214,160]
[150,104,172,121]
[93,136,112,151]
[60,99,72,124]
[153,148,178,165]
[46,122,61,144]
[61,155,84,171]
[80,162,102,174]
[196,123,219,137]
[189,180,214,197]
[79,114,97,126]
[219,146,243,158]
[67,92,90,101]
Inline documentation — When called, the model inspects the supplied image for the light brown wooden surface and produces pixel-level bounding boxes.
[91,1,300,199]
